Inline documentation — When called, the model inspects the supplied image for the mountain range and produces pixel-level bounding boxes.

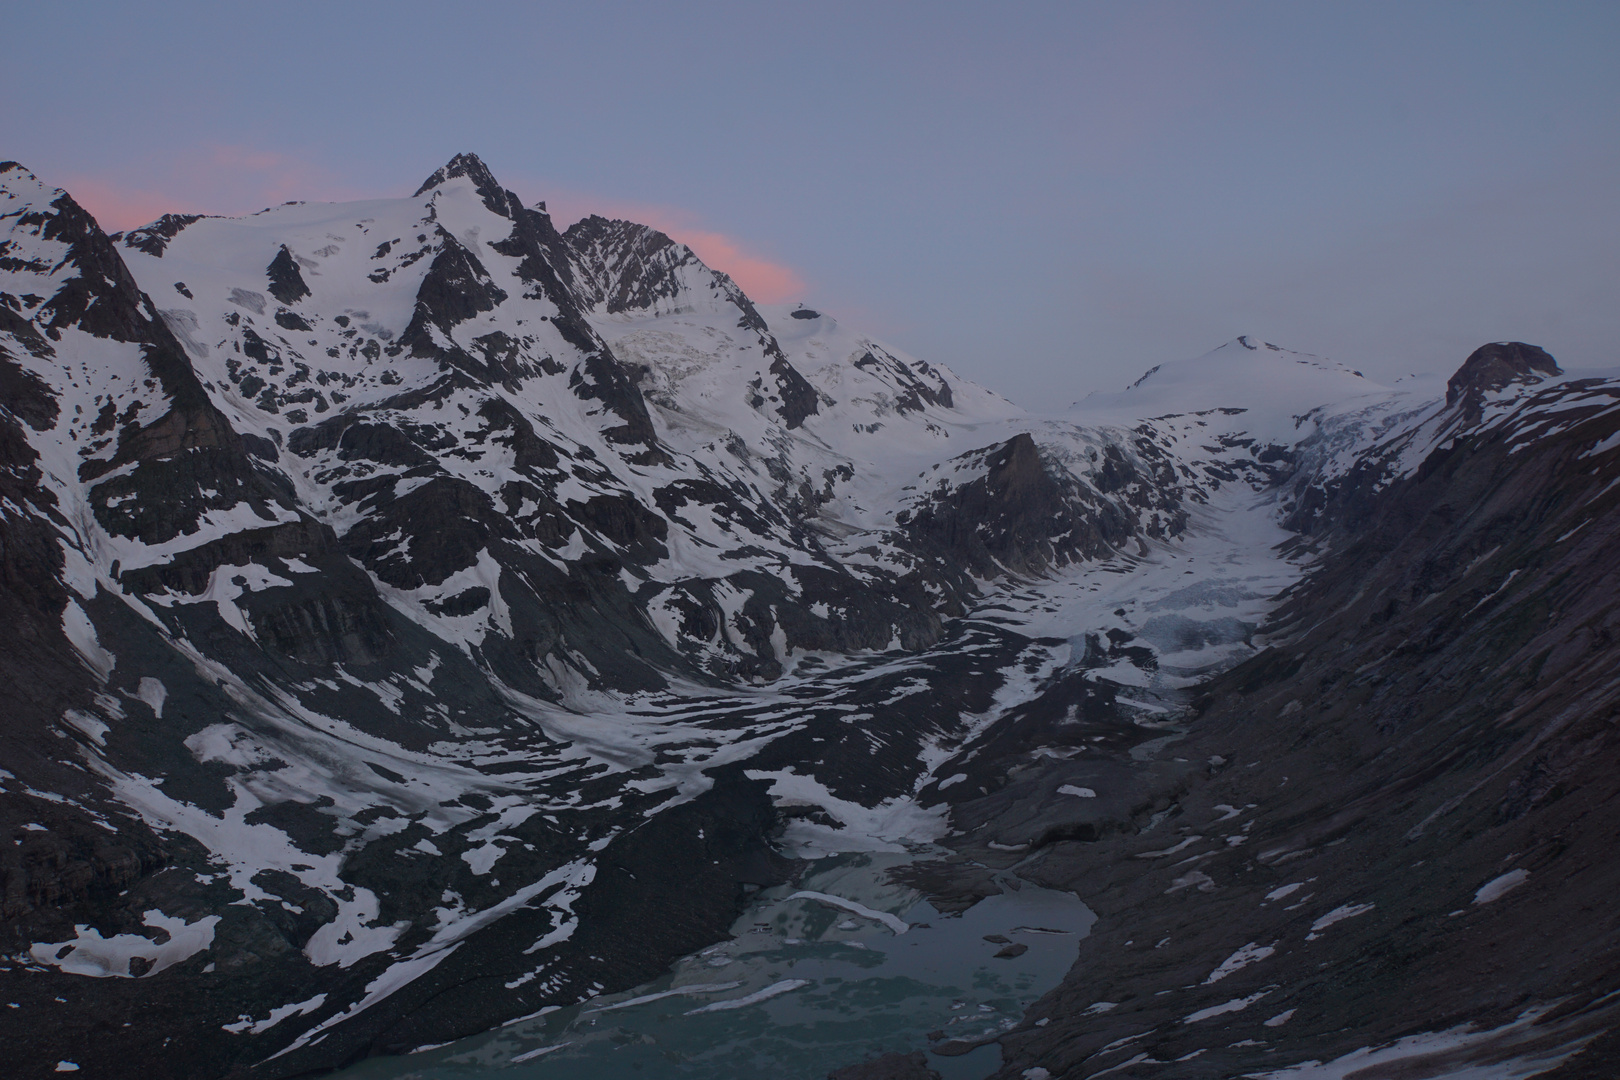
[2,153,1618,1079]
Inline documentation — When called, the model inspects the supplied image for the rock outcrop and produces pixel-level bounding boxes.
[1447,339,1561,421]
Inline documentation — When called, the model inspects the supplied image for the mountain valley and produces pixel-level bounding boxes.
[2,154,1618,1080]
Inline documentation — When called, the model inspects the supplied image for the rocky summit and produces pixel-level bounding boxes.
[1,155,1618,1079]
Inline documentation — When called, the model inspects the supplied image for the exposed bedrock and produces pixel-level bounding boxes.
[895,432,1185,596]
[265,245,311,307]
[1447,339,1561,422]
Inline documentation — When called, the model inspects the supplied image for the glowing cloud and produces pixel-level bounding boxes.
[54,176,188,234]
[63,145,375,232]
[659,224,806,304]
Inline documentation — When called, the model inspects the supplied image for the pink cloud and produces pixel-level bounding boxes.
[656,224,806,304]
[56,176,191,234]
[63,144,378,232]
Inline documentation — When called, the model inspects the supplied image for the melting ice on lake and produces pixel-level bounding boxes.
[332,851,1094,1080]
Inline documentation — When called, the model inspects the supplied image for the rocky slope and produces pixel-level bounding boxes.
[2,154,1616,1079]
[910,344,1620,1078]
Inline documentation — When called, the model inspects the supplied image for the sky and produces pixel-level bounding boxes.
[4,1,1617,407]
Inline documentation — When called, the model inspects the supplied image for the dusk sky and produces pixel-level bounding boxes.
[5,1,1617,406]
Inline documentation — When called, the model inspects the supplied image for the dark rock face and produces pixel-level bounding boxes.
[17,191,210,425]
[895,432,1182,596]
[491,211,665,454]
[854,347,953,413]
[1283,342,1564,538]
[0,323,155,926]
[273,309,312,332]
[118,213,206,257]
[266,244,311,305]
[731,289,820,429]
[563,214,691,314]
[914,667,1186,860]
[1447,340,1561,420]
[398,233,511,373]
[284,396,682,697]
[767,350,821,428]
[567,343,665,452]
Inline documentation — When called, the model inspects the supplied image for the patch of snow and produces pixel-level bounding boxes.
[1306,903,1374,940]
[1166,871,1216,894]
[61,600,114,680]
[1183,990,1270,1023]
[748,769,947,854]
[683,978,811,1014]
[1204,941,1277,984]
[1137,836,1201,858]
[1473,868,1529,905]
[30,910,219,978]
[788,890,910,934]
[1579,429,1620,459]
[461,842,506,876]
[133,677,167,718]
[589,981,744,1013]
[223,993,328,1035]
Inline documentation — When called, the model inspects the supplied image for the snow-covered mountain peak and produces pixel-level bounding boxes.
[0,159,47,196]
[1130,336,1366,387]
[1075,336,1400,446]
[412,151,515,218]
[563,214,731,318]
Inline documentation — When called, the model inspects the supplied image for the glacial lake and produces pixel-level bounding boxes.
[334,851,1094,1080]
